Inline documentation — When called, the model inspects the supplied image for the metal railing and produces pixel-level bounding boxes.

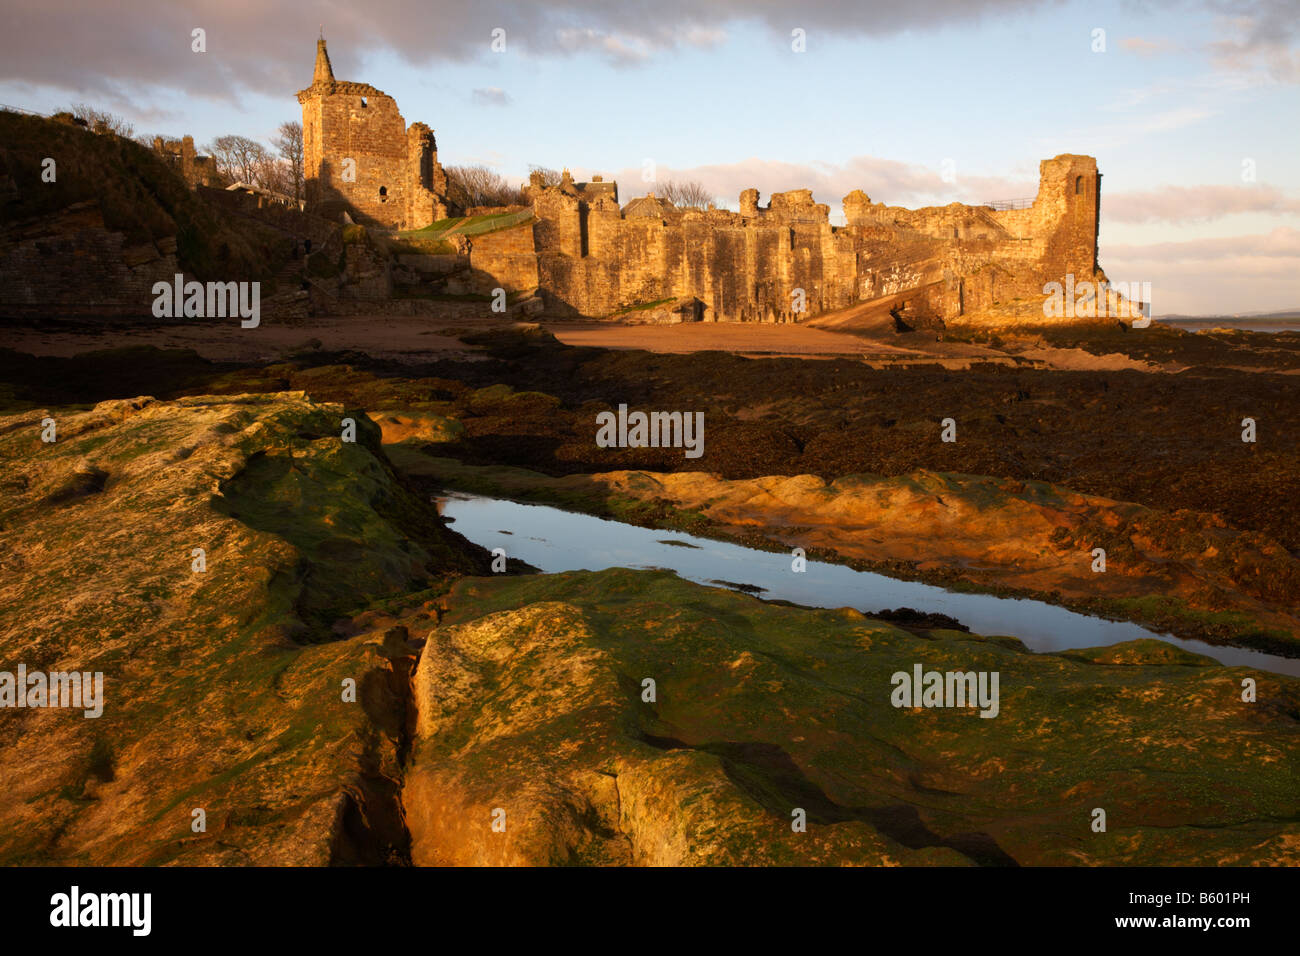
[982,198,1035,211]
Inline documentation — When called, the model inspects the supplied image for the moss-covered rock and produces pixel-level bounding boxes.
[0,392,486,864]
[406,568,1300,866]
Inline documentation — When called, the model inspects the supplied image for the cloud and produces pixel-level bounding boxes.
[554,23,727,64]
[1104,185,1300,223]
[1205,2,1300,83]
[578,155,1035,213]
[1102,227,1300,313]
[0,0,1058,103]
[1048,105,1215,153]
[1143,107,1216,132]
[5,0,1294,109]
[1120,36,1178,56]
[1106,227,1300,263]
[471,86,512,106]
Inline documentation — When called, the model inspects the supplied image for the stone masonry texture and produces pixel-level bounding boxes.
[293,38,1111,324]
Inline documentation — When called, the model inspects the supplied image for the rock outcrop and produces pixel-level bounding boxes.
[406,569,1300,866]
[0,393,484,864]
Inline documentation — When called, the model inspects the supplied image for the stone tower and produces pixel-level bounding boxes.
[296,37,448,229]
[1034,154,1101,281]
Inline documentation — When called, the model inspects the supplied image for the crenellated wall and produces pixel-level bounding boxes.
[514,154,1106,323]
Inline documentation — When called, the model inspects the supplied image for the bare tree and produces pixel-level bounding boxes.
[255,154,293,196]
[446,164,522,207]
[527,165,562,189]
[658,179,715,209]
[208,135,270,187]
[273,121,304,200]
[66,103,134,137]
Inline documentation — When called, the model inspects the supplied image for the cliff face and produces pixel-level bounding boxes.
[0,112,297,317]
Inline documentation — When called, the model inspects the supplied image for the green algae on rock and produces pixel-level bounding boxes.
[0,393,486,865]
[406,569,1300,866]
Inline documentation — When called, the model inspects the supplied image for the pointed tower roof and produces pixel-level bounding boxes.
[297,36,385,103]
[313,37,335,87]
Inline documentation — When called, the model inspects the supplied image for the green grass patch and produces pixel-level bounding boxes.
[397,209,533,241]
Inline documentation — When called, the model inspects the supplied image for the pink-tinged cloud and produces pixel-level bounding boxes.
[1120,36,1178,56]
[0,0,1058,101]
[579,156,1035,212]
[1106,227,1300,262]
[1104,185,1300,223]
[1102,228,1300,313]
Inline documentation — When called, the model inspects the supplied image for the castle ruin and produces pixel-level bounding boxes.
[297,38,451,230]
[508,154,1106,324]
[150,135,221,188]
[300,40,1117,325]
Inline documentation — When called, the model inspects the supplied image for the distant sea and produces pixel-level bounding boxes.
[1157,317,1300,333]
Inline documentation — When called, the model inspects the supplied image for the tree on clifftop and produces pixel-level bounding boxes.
[65,103,134,138]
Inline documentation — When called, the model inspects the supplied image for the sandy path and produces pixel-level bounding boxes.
[545,322,925,357]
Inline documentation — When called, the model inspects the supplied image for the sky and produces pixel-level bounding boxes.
[1,0,1297,314]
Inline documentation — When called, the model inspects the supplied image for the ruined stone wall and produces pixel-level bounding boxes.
[405,123,448,229]
[197,187,338,248]
[531,193,903,320]
[467,221,539,293]
[334,232,392,300]
[0,201,180,317]
[1025,153,1101,280]
[152,136,221,188]
[519,153,1106,323]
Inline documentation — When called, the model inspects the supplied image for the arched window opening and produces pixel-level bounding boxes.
[1075,175,1083,195]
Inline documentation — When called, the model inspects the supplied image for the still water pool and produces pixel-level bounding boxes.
[438,494,1300,677]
